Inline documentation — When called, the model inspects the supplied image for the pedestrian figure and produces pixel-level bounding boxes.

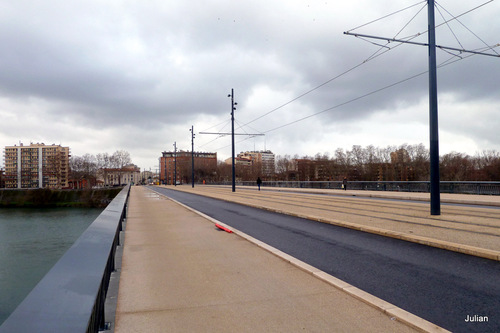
[256,177,262,191]
[342,177,347,191]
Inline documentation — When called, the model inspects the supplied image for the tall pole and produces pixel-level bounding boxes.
[190,126,195,188]
[173,142,177,186]
[428,0,441,215]
[344,2,498,215]
[163,151,167,185]
[229,89,236,192]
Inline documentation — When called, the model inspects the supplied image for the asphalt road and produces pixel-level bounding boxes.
[152,187,500,333]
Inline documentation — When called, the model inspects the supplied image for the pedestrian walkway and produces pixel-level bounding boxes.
[114,186,430,332]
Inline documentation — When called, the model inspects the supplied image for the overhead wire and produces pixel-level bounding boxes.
[202,0,498,152]
[204,2,431,151]
[346,1,427,33]
[435,4,464,50]
[239,2,431,130]
[262,46,490,135]
[435,1,499,56]
[210,46,494,152]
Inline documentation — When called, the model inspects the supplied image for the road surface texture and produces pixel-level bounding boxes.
[150,185,500,333]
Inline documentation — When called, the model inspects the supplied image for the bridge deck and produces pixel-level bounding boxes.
[165,185,500,258]
[114,186,420,332]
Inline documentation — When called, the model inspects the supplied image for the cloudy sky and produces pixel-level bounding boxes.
[1,0,499,171]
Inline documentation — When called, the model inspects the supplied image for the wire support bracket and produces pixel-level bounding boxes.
[344,31,500,57]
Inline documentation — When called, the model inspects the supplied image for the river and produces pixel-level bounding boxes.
[0,207,102,325]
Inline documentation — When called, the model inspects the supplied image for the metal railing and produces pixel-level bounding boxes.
[0,184,131,333]
[221,181,500,195]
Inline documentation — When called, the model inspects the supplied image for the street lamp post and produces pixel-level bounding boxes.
[228,89,237,192]
[428,0,440,215]
[173,142,177,186]
[190,126,195,188]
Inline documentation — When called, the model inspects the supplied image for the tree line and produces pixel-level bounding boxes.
[272,144,500,182]
[69,150,133,185]
[68,145,500,185]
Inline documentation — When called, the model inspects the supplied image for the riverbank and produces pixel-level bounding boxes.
[0,188,123,208]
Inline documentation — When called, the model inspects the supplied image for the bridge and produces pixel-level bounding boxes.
[1,185,499,332]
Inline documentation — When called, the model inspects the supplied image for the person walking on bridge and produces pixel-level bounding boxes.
[256,177,262,191]
[342,177,347,191]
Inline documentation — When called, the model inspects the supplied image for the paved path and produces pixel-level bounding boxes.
[114,186,424,332]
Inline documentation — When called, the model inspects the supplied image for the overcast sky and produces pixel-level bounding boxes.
[1,0,499,171]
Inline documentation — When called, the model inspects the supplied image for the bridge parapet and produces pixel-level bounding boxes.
[0,185,131,333]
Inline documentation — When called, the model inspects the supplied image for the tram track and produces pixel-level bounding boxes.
[161,186,500,253]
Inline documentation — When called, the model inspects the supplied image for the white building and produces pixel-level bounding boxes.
[235,150,275,176]
[99,164,141,186]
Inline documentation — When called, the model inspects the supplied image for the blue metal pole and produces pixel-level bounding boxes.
[191,126,195,188]
[174,142,177,186]
[231,89,236,192]
[428,0,441,215]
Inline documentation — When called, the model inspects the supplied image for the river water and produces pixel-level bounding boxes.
[0,207,102,325]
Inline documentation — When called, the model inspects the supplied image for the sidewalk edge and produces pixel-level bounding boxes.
[153,188,451,333]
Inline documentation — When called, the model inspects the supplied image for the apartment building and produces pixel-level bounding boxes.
[229,150,276,176]
[3,143,70,189]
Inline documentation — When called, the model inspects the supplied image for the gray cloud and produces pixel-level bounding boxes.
[0,0,499,169]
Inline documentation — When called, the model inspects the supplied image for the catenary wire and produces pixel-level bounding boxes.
[202,1,497,151]
[260,52,481,135]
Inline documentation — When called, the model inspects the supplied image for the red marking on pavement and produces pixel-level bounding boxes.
[215,223,233,233]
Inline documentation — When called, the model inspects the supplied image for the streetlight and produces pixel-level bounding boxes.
[190,126,195,188]
[173,142,177,186]
[228,89,237,192]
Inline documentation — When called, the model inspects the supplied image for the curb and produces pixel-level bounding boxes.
[156,190,450,333]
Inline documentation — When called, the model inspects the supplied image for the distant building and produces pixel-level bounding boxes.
[141,170,155,184]
[160,151,217,185]
[3,143,70,189]
[225,150,275,176]
[224,156,253,166]
[99,164,141,186]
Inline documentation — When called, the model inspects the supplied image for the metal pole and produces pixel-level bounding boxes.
[191,125,195,188]
[174,142,177,186]
[428,0,441,215]
[230,89,236,192]
[163,152,166,185]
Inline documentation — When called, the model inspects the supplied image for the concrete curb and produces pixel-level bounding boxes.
[153,189,450,333]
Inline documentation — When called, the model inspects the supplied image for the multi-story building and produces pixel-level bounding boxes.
[229,150,276,176]
[99,164,141,186]
[160,151,217,185]
[3,143,70,189]
[223,156,253,166]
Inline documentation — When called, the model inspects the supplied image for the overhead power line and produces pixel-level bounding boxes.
[201,0,499,153]
[261,49,488,134]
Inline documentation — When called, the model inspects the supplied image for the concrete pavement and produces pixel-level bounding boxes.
[114,186,437,332]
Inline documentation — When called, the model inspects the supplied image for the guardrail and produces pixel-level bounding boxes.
[0,184,131,333]
[226,181,500,195]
